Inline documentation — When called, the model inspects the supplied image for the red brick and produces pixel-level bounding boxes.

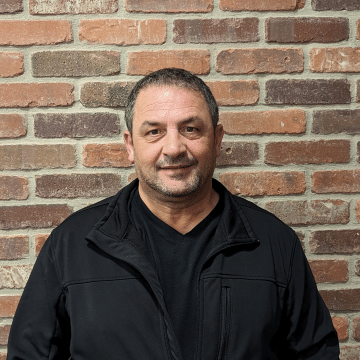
[219,171,305,196]
[356,260,360,277]
[173,18,258,44]
[0,265,33,289]
[32,51,120,77]
[356,200,360,222]
[312,169,360,194]
[332,316,348,341]
[354,317,360,341]
[320,289,360,311]
[80,19,166,45]
[313,0,360,10]
[358,20,360,40]
[0,145,76,170]
[0,204,72,230]
[128,172,137,183]
[0,353,6,360]
[0,83,74,108]
[125,0,213,13]
[266,17,348,43]
[265,140,350,165]
[216,142,258,167]
[0,52,23,77]
[217,48,303,74]
[0,236,28,260]
[340,346,360,360]
[220,0,300,11]
[81,82,135,108]
[265,200,349,226]
[0,325,10,345]
[220,109,305,135]
[310,230,360,254]
[357,80,360,103]
[0,295,21,317]
[358,143,360,163]
[309,260,348,283]
[313,110,360,135]
[0,176,28,200]
[35,234,49,256]
[0,20,72,46]
[266,79,351,105]
[30,0,117,14]
[127,50,210,75]
[0,0,22,13]
[207,80,259,106]
[83,143,132,168]
[0,114,26,138]
[311,48,360,73]
[36,174,121,198]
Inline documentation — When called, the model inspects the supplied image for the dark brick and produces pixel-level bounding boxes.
[0,0,22,13]
[265,200,349,226]
[0,236,28,260]
[0,114,26,138]
[266,17,349,43]
[312,170,360,194]
[0,175,28,200]
[265,79,351,105]
[309,260,348,283]
[32,51,120,77]
[265,140,350,165]
[219,0,302,11]
[217,48,303,74]
[34,113,119,138]
[173,18,258,44]
[357,80,360,103]
[81,82,135,108]
[313,110,360,135]
[354,317,360,341]
[125,0,213,13]
[320,289,360,311]
[36,174,121,198]
[216,142,258,167]
[312,0,360,10]
[0,325,10,345]
[310,230,360,254]
[356,260,360,277]
[0,204,72,229]
[0,295,21,317]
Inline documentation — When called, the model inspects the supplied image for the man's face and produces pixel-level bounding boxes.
[124,86,224,199]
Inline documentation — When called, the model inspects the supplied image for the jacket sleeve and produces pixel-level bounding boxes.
[7,234,71,360]
[279,238,340,360]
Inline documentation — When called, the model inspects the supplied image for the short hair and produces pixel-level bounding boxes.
[125,68,219,134]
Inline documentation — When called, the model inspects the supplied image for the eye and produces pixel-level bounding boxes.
[149,129,159,135]
[185,127,195,132]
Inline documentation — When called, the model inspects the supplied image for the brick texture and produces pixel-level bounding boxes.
[332,316,348,341]
[313,110,360,135]
[219,171,305,196]
[125,0,213,13]
[320,289,360,311]
[265,140,350,165]
[83,143,132,168]
[36,174,121,198]
[0,0,22,13]
[216,142,258,167]
[312,170,360,194]
[0,176,28,200]
[32,51,120,77]
[81,82,135,108]
[354,317,360,341]
[30,0,117,14]
[0,20,72,45]
[356,200,360,222]
[0,265,32,289]
[266,79,351,105]
[309,260,348,283]
[0,114,26,138]
[312,0,360,11]
[35,234,49,256]
[0,83,74,108]
[0,205,72,230]
[311,48,360,73]
[220,109,306,135]
[173,18,259,44]
[0,325,10,345]
[0,52,23,77]
[0,145,76,170]
[310,230,360,254]
[340,346,360,360]
[219,0,302,11]
[357,80,360,103]
[127,50,210,75]
[0,295,21,317]
[0,236,28,260]
[356,260,360,277]
[216,48,303,74]
[266,18,349,43]
[34,113,119,138]
[207,80,259,106]
[265,200,349,226]
[0,353,6,360]
[80,19,166,45]
[358,20,360,40]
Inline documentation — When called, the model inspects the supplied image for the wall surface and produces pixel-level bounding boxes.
[0,0,360,357]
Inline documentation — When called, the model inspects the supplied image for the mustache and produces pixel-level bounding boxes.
[155,156,198,168]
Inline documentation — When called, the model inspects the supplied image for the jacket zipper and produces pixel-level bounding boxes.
[217,286,231,360]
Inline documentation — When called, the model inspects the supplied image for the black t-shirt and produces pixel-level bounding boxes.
[129,189,223,360]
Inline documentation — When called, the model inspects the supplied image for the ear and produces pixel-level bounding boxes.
[214,124,224,157]
[123,130,135,164]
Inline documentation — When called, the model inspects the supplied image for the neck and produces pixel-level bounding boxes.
[138,182,219,235]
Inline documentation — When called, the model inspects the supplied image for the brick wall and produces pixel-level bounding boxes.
[0,0,359,357]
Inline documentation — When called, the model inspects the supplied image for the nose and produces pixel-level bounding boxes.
[162,130,186,158]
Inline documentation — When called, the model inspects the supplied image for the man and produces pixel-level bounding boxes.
[8,68,339,359]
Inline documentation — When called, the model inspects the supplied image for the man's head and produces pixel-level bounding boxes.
[123,68,224,201]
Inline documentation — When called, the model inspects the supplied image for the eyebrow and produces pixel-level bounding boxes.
[139,117,202,130]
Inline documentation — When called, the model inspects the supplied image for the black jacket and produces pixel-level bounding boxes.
[8,180,339,360]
